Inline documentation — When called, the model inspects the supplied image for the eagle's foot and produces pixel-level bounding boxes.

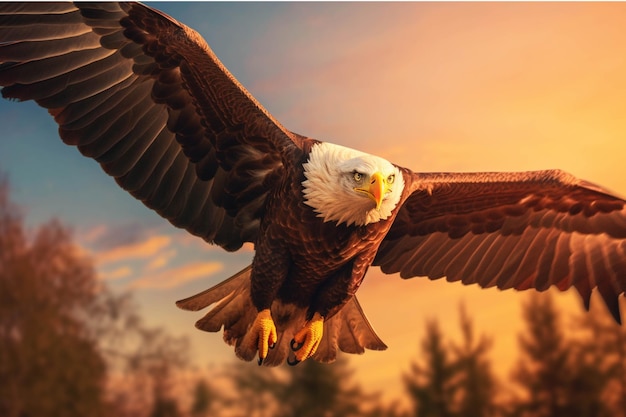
[288,312,324,365]
[241,309,277,366]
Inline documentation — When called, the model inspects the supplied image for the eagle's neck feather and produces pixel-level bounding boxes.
[301,142,404,227]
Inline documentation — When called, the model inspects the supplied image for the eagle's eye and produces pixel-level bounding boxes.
[353,172,364,183]
[387,174,395,184]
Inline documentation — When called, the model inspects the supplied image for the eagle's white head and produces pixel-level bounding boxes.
[302,142,405,226]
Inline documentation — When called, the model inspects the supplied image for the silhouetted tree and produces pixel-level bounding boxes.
[364,401,410,417]
[276,356,373,417]
[510,293,616,417]
[100,295,189,417]
[451,305,500,417]
[510,294,571,417]
[403,306,501,417]
[575,300,626,417]
[190,378,218,417]
[564,343,612,417]
[0,180,191,417]
[223,362,282,417]
[0,181,110,417]
[221,354,376,417]
[403,319,457,417]
[150,396,181,417]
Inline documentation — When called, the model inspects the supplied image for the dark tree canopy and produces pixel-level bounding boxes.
[0,182,110,417]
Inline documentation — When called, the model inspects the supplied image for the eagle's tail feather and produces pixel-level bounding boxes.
[313,296,388,363]
[176,265,256,346]
[176,264,387,366]
[175,265,252,311]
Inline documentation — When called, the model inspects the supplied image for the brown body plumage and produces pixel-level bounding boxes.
[1,2,625,366]
[252,142,401,318]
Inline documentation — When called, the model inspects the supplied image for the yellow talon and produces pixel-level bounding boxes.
[290,312,324,363]
[242,309,277,365]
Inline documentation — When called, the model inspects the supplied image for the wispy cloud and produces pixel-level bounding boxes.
[79,221,162,252]
[95,235,172,265]
[100,266,134,281]
[145,248,178,271]
[83,227,231,289]
[129,261,224,290]
[81,224,108,244]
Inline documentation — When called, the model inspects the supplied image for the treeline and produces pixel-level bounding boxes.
[401,296,626,417]
[1,181,625,417]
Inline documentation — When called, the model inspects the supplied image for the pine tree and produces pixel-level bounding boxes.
[575,300,626,417]
[276,356,372,417]
[510,294,571,417]
[190,378,217,417]
[403,320,458,417]
[510,293,616,417]
[224,362,282,417]
[451,305,500,417]
[403,306,501,417]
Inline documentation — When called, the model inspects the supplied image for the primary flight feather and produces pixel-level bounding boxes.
[1,2,625,366]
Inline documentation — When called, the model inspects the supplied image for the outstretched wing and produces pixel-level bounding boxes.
[374,169,626,322]
[0,2,305,251]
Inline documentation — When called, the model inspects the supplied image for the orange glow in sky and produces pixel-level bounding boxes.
[2,1,626,406]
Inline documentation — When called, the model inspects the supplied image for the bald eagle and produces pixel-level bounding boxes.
[1,2,625,366]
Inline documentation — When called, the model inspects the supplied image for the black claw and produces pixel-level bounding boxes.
[290,338,303,351]
[258,357,264,366]
[269,342,276,350]
[287,356,300,366]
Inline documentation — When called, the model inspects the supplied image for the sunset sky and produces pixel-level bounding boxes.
[1,1,626,401]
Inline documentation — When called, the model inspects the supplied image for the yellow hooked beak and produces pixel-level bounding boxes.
[355,172,392,210]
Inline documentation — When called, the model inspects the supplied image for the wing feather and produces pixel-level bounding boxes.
[479,234,521,287]
[376,170,626,322]
[0,33,101,61]
[118,130,177,195]
[0,2,306,251]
